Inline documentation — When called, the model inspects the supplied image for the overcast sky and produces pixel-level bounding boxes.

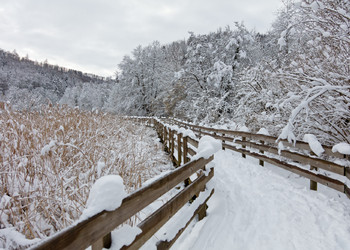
[0,0,284,77]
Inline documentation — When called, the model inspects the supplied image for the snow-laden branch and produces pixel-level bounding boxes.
[278,84,350,144]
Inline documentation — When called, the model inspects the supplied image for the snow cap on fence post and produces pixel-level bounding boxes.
[80,175,127,220]
[332,142,350,155]
[193,135,222,160]
[303,134,324,157]
[257,128,270,136]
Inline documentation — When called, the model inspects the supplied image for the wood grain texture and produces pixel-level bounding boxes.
[187,137,199,148]
[187,147,196,156]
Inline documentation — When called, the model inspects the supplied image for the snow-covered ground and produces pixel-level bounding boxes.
[170,150,350,250]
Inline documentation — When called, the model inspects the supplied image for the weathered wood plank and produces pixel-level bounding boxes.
[191,128,241,142]
[31,157,213,250]
[188,147,196,157]
[122,168,214,250]
[156,189,215,250]
[223,143,345,193]
[192,129,213,139]
[92,233,111,250]
[91,238,103,250]
[187,137,199,148]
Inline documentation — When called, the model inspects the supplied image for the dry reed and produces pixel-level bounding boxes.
[0,103,172,248]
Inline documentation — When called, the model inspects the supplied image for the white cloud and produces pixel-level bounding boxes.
[0,0,283,77]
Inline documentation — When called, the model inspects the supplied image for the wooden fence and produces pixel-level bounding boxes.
[31,120,214,250]
[31,115,350,249]
[152,117,350,200]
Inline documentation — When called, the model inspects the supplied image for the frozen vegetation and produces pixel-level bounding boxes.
[0,104,173,249]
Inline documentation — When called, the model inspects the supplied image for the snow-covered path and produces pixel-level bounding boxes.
[172,150,350,250]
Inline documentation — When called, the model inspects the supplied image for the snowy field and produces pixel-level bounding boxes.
[169,150,350,250]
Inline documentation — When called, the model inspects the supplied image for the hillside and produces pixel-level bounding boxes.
[0,49,115,110]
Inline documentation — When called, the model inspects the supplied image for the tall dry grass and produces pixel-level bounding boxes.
[0,103,172,248]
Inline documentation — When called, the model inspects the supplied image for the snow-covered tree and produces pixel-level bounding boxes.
[275,0,350,143]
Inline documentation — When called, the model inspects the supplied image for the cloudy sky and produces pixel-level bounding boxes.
[0,0,284,77]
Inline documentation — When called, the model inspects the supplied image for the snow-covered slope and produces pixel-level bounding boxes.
[172,150,350,250]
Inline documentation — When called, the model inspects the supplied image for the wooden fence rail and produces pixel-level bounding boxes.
[153,117,350,200]
[31,119,215,250]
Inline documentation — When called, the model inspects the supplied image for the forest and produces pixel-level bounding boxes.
[1,0,349,144]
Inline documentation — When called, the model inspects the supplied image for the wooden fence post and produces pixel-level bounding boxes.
[197,204,208,221]
[170,129,175,160]
[91,233,111,250]
[242,136,246,158]
[196,166,214,220]
[183,136,189,164]
[182,136,192,187]
[159,122,163,140]
[309,151,318,191]
[177,133,182,166]
[310,166,318,191]
[163,127,168,152]
[157,121,162,140]
[168,128,171,153]
[259,140,264,166]
[222,133,225,150]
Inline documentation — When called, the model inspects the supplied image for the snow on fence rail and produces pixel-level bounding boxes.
[31,118,215,250]
[136,117,350,200]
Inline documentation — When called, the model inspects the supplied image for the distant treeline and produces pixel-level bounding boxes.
[1,0,349,145]
[0,48,115,110]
